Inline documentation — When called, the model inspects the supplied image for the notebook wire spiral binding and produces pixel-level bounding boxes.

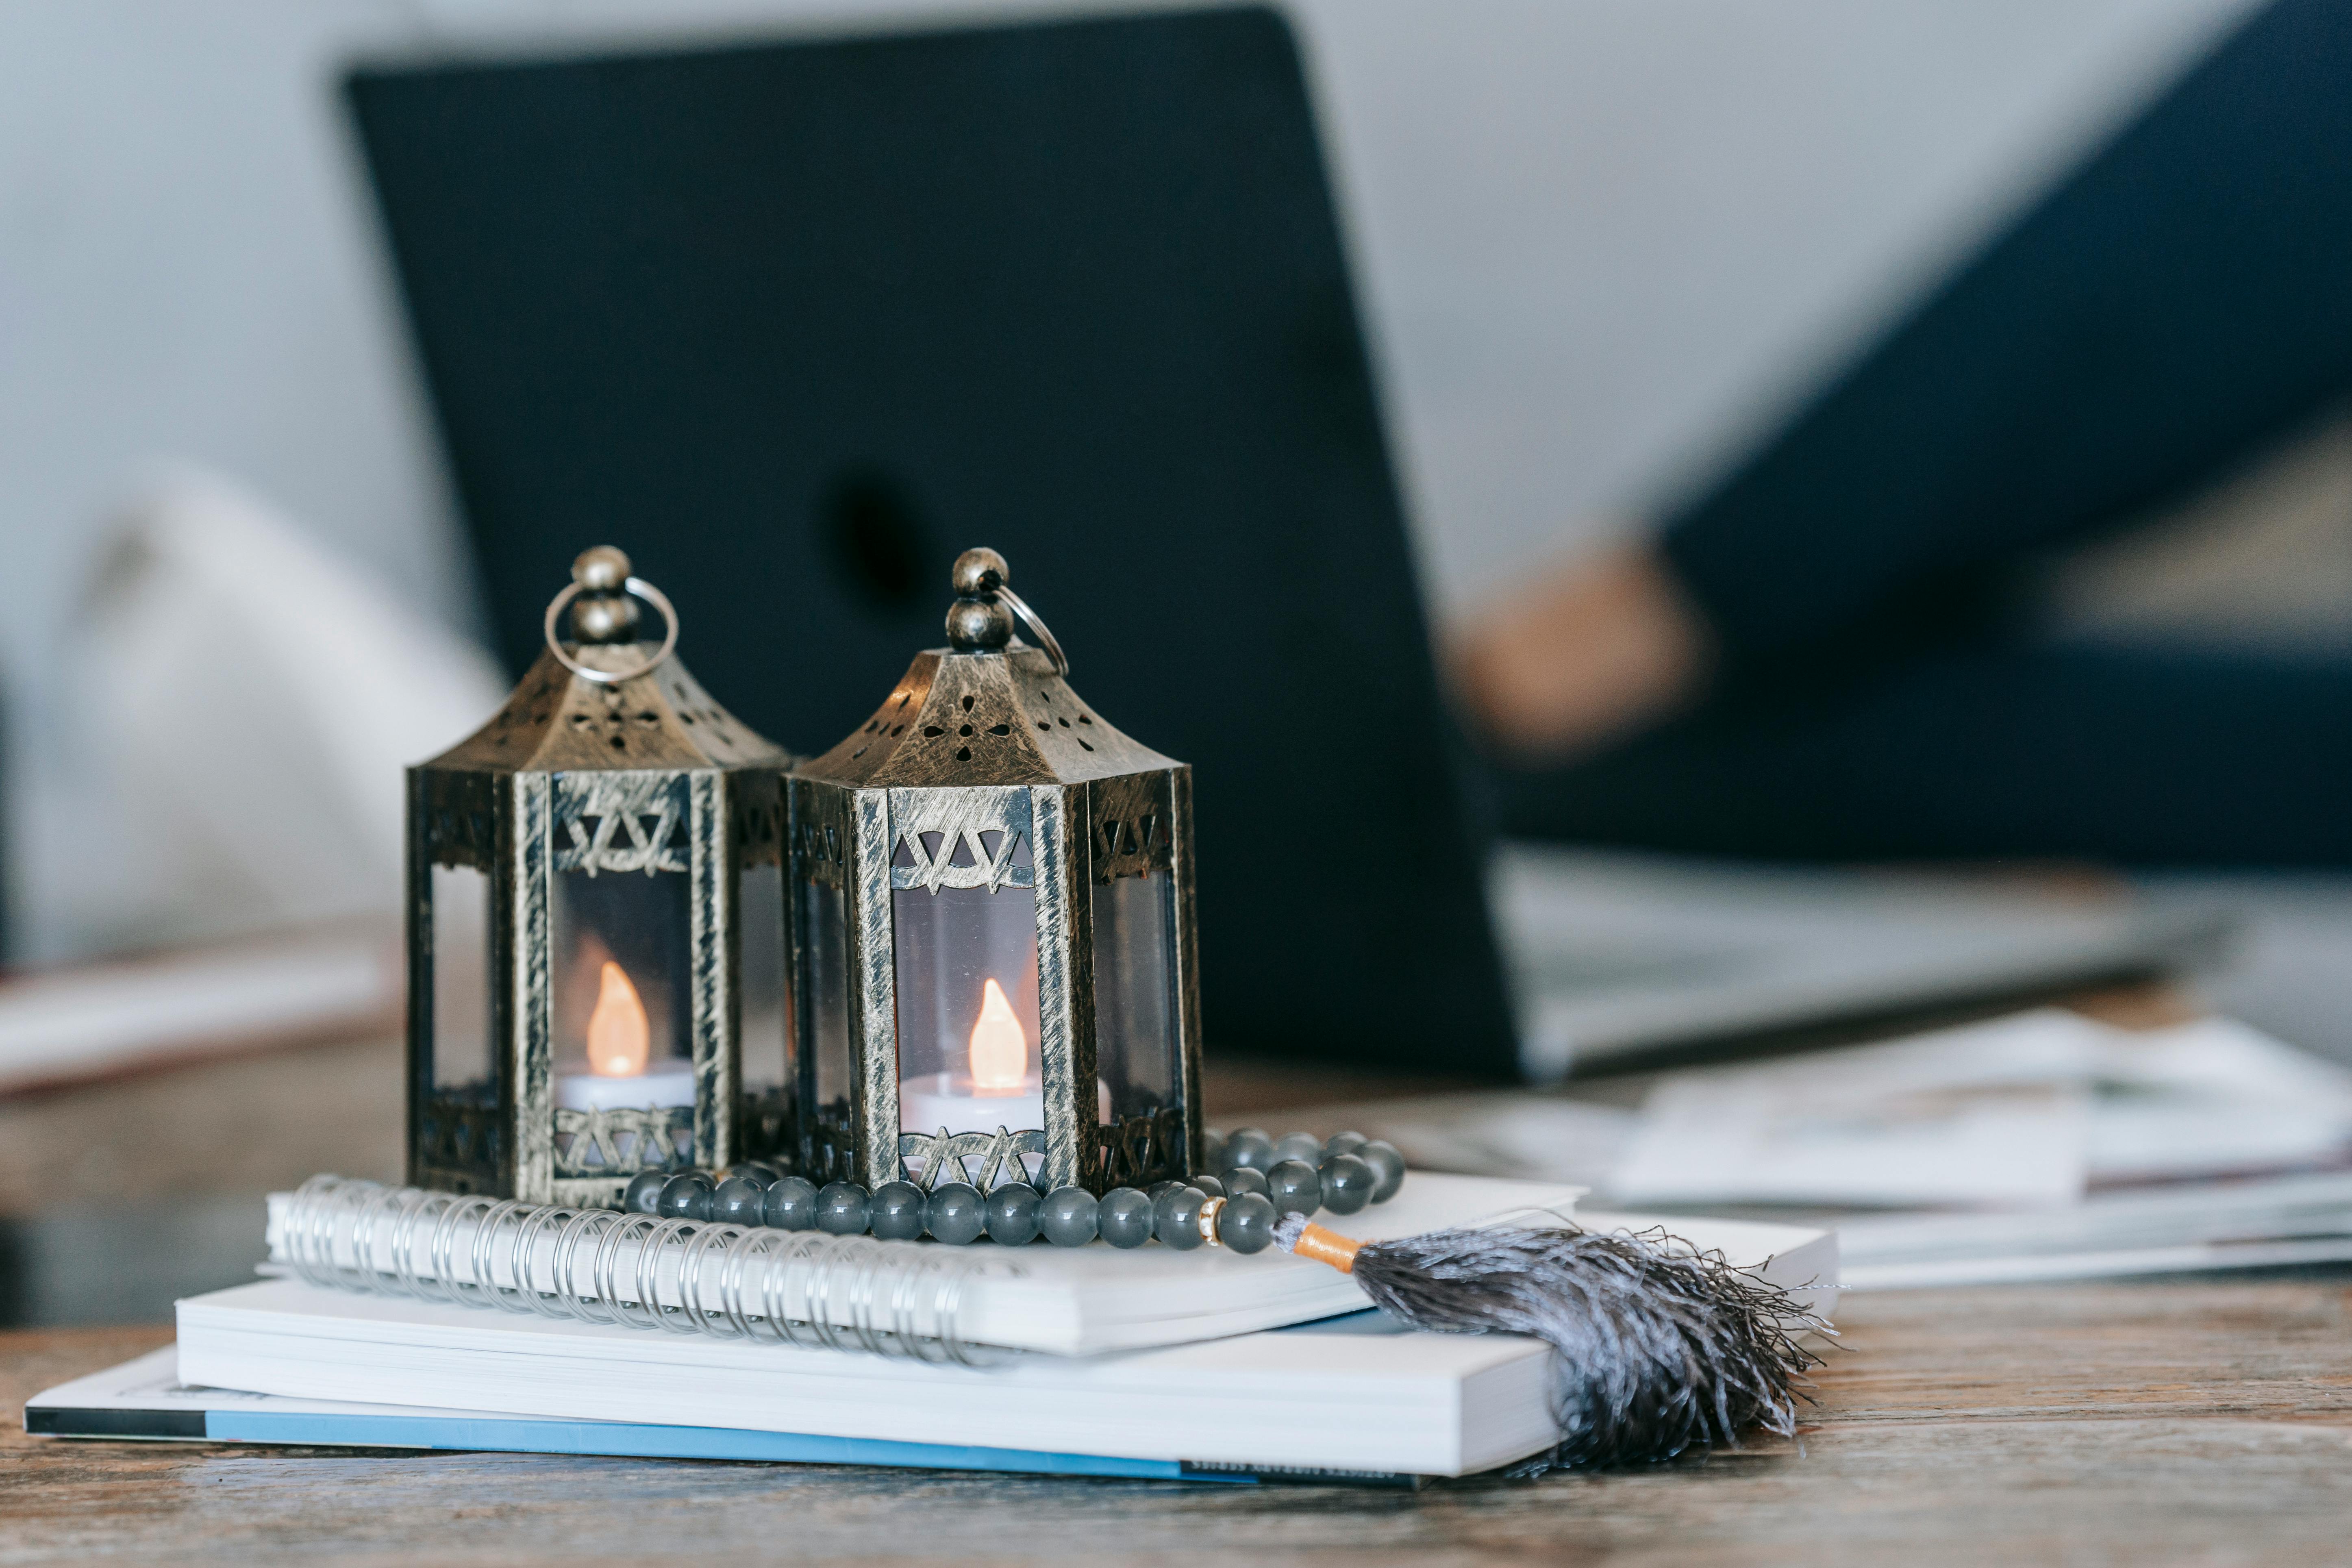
[278,1174,1013,1366]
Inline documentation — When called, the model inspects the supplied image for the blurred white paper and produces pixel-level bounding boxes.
[1609,1009,2352,1208]
[2087,1016,2352,1182]
[1611,1011,2104,1207]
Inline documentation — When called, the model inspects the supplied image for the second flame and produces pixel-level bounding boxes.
[587,961,651,1077]
[968,976,1029,1093]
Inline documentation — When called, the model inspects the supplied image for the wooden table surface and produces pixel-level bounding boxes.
[7,1273,2352,1565]
[9,994,2351,1561]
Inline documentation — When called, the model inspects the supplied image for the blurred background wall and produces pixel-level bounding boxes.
[0,0,2269,963]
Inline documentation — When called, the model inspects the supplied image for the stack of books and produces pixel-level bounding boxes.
[25,1173,1836,1485]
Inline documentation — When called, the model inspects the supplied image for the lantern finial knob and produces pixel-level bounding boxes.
[573,546,632,594]
[946,547,1015,651]
[946,546,1069,673]
[569,546,641,644]
[946,596,1014,651]
[950,547,1008,599]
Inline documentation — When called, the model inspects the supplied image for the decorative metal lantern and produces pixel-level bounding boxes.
[786,548,1201,1199]
[408,547,792,1205]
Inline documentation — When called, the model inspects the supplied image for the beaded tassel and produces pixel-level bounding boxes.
[1273,1212,1828,1469]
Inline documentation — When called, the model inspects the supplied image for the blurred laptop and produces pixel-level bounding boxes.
[345,5,2218,1081]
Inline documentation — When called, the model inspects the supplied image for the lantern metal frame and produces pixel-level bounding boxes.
[406,569,791,1207]
[785,574,1202,1198]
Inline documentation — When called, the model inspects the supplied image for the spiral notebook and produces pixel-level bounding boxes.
[174,1209,1838,1478]
[261,1172,1592,1357]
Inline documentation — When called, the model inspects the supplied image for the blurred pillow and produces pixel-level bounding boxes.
[39,471,506,956]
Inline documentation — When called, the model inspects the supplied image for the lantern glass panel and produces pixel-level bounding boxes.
[429,864,495,1096]
[739,861,789,1156]
[799,876,853,1170]
[891,834,1043,1141]
[550,868,692,1083]
[1092,868,1177,1123]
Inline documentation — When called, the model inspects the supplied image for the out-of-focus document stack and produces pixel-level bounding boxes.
[1609,1010,2352,1205]
[1341,1009,2352,1289]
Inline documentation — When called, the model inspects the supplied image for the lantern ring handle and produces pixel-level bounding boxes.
[543,576,680,685]
[993,583,1069,677]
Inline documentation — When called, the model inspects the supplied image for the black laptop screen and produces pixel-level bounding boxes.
[346,6,1516,1074]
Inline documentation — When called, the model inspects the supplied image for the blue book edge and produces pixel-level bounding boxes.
[25,1402,1239,1482]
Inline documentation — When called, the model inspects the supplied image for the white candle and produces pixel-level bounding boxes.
[555,1062,698,1112]
[898,1071,1046,1139]
[896,1073,1114,1137]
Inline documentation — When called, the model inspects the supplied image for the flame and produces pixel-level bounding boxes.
[967,977,1029,1093]
[587,961,650,1077]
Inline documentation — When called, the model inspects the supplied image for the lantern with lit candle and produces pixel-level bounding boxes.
[785,549,1202,1198]
[407,548,792,1205]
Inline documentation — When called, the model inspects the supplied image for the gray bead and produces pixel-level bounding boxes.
[1319,1153,1376,1215]
[1265,1159,1322,1218]
[870,1181,927,1240]
[1274,1132,1325,1166]
[730,1161,783,1187]
[1357,1140,1407,1203]
[1216,1192,1278,1254]
[1146,1179,1184,1202]
[1201,1129,1229,1172]
[815,1181,870,1235]
[985,1183,1043,1246]
[622,1170,669,1215]
[1153,1185,1208,1250]
[1220,1128,1275,1171]
[1039,1186,1100,1247]
[1098,1187,1155,1249]
[924,1183,987,1245]
[1323,1131,1368,1160]
[711,1175,767,1225]
[1189,1173,1225,1200]
[1219,1166,1269,1200]
[657,1172,715,1221]
[762,1176,820,1230]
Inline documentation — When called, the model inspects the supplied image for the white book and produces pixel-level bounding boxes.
[182,1205,1836,1478]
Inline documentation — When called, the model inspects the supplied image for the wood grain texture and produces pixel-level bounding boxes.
[9,1278,2352,1566]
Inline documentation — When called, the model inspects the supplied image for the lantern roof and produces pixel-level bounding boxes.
[797,645,1176,788]
[797,548,1179,788]
[424,643,791,774]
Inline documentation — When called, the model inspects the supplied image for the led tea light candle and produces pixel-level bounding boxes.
[554,962,697,1113]
[896,976,1046,1137]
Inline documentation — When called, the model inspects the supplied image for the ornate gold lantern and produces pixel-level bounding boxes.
[785,548,1202,1198]
[408,548,792,1205]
